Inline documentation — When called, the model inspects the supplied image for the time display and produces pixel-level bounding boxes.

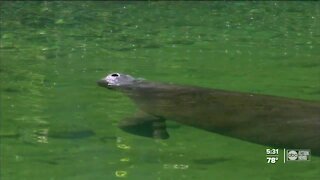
[266,149,279,155]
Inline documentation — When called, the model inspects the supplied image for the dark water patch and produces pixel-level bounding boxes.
[0,46,17,50]
[20,13,56,28]
[3,87,21,93]
[37,160,59,165]
[292,62,320,68]
[103,25,124,34]
[72,11,99,24]
[141,42,162,49]
[34,129,96,139]
[41,49,70,60]
[66,34,104,39]
[166,123,181,129]
[309,90,320,96]
[99,135,117,143]
[109,47,135,52]
[193,157,230,165]
[118,36,147,45]
[49,130,95,139]
[167,39,195,45]
[0,132,21,139]
[24,35,51,44]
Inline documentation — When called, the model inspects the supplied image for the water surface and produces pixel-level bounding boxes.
[1,1,319,180]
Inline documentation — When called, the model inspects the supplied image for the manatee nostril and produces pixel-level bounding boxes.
[111,73,119,77]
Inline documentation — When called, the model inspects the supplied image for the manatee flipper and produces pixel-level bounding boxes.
[118,112,169,139]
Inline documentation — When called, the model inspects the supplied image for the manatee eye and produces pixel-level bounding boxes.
[111,73,120,77]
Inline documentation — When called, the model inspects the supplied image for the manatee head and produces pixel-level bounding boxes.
[97,73,138,89]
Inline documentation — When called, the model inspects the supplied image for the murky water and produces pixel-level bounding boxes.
[1,1,319,180]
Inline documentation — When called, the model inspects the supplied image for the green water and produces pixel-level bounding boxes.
[1,1,319,180]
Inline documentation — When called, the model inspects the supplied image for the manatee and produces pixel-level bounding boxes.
[97,73,320,155]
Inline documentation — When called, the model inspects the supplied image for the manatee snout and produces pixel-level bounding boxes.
[97,79,108,88]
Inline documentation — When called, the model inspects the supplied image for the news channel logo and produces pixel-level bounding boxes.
[286,149,311,162]
[265,148,311,164]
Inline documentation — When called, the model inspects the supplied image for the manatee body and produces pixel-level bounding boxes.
[98,73,320,155]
